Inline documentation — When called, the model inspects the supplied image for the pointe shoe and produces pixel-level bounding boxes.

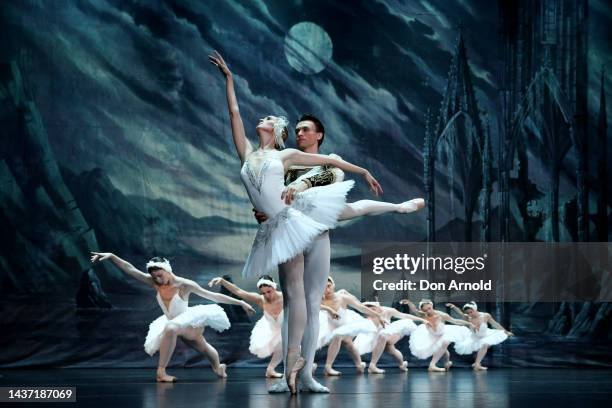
[324,365,342,376]
[356,362,366,374]
[288,357,306,395]
[399,361,408,372]
[428,365,445,372]
[215,363,227,378]
[368,365,385,374]
[398,198,425,213]
[156,372,177,382]
[444,361,453,371]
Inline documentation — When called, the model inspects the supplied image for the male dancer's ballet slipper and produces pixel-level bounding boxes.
[288,357,306,395]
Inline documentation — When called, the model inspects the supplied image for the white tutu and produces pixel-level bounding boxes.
[240,154,354,278]
[454,326,508,355]
[354,319,418,355]
[144,304,230,356]
[318,308,376,348]
[380,319,418,338]
[249,311,283,358]
[409,324,471,360]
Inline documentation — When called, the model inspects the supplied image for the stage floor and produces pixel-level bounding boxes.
[1,368,611,407]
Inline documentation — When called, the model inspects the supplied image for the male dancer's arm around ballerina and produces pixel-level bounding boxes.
[91,252,255,382]
[208,275,285,378]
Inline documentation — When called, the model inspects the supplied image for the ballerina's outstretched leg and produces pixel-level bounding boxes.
[338,198,424,220]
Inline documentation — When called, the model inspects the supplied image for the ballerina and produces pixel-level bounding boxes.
[317,278,387,376]
[353,301,428,374]
[447,302,514,371]
[401,299,473,372]
[210,51,384,394]
[208,275,284,378]
[90,253,255,382]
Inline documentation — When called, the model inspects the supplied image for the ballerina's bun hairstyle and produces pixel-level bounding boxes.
[327,276,335,285]
[298,113,325,146]
[462,301,478,311]
[256,274,277,289]
[273,116,289,150]
[146,256,172,273]
[418,299,433,309]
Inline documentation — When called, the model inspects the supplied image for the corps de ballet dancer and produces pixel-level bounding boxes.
[317,279,387,376]
[401,299,474,372]
[208,275,284,378]
[447,302,514,371]
[354,301,429,374]
[90,253,255,382]
[209,50,424,393]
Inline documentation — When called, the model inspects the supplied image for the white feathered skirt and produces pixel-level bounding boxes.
[144,304,231,356]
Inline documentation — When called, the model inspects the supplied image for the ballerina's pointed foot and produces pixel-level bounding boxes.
[324,365,342,376]
[368,364,385,374]
[356,362,366,374]
[428,365,446,372]
[266,369,283,378]
[156,369,177,383]
[399,361,409,372]
[299,377,330,393]
[268,379,290,393]
[288,357,306,395]
[473,364,488,371]
[215,363,227,378]
[397,198,425,214]
[444,361,453,371]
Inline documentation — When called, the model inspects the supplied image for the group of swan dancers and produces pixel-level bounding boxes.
[90,51,512,394]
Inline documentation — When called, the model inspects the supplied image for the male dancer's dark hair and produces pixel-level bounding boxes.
[298,113,325,146]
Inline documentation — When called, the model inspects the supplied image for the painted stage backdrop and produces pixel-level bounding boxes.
[1,0,611,368]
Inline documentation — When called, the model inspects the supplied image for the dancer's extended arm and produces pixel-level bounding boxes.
[185,279,255,314]
[399,299,426,317]
[90,252,154,287]
[344,295,387,326]
[209,51,253,163]
[208,277,263,308]
[388,308,429,325]
[281,149,383,197]
[320,305,340,320]
[484,313,514,336]
[445,303,469,320]
[440,312,474,328]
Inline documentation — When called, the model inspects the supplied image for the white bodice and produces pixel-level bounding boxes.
[240,152,288,217]
[156,292,188,319]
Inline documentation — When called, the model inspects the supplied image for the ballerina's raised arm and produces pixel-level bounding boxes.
[208,50,253,163]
